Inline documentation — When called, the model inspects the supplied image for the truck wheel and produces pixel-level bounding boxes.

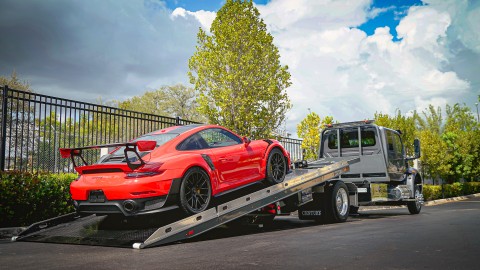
[325,181,350,223]
[266,148,286,184]
[407,185,422,214]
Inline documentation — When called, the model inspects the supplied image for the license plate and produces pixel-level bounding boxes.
[88,190,106,203]
[301,210,322,216]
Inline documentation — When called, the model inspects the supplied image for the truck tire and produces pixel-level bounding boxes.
[407,185,422,214]
[324,181,350,223]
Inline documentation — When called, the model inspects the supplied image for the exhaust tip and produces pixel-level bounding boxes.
[123,200,137,213]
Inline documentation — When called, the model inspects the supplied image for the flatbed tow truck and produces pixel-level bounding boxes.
[11,121,423,249]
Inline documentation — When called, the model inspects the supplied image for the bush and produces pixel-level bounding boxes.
[423,182,480,201]
[0,171,77,227]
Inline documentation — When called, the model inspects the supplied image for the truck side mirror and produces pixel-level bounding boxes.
[413,139,421,159]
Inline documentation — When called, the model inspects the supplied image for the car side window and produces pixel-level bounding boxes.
[177,133,209,151]
[198,128,242,148]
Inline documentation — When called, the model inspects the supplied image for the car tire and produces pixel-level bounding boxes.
[266,148,287,184]
[179,167,212,215]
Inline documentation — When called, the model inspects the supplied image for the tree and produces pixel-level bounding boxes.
[297,112,333,160]
[116,84,205,122]
[188,0,291,138]
[0,70,32,92]
[442,104,480,182]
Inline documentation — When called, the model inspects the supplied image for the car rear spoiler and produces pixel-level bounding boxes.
[59,140,156,171]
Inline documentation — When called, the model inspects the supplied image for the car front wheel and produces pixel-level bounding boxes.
[266,148,287,184]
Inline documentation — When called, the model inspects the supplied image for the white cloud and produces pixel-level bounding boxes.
[256,0,371,32]
[367,6,394,19]
[253,0,477,136]
[171,7,216,31]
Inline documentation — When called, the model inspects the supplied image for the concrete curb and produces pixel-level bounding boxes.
[359,192,480,211]
[424,193,480,206]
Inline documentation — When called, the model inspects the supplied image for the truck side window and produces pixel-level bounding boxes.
[393,133,404,158]
[386,130,403,159]
[327,131,338,149]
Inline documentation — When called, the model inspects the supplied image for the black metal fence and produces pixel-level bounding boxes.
[0,86,303,173]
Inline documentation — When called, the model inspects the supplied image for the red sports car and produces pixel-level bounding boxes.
[60,124,290,216]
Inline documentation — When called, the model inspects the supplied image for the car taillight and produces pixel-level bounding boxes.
[126,171,162,178]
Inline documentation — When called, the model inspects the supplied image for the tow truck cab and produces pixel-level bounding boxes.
[319,121,423,207]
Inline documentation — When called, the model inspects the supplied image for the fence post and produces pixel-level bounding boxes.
[0,85,9,171]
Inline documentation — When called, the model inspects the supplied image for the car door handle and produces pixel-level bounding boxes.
[219,157,234,162]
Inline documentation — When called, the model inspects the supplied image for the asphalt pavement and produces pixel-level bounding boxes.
[1,197,479,269]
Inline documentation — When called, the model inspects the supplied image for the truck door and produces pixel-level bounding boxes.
[385,130,405,181]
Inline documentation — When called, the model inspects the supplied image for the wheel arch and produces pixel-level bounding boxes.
[262,142,291,171]
[406,167,423,195]
[162,154,219,195]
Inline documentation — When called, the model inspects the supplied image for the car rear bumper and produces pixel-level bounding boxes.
[73,177,182,216]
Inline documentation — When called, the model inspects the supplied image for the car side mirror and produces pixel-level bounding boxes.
[243,136,251,147]
[413,139,421,158]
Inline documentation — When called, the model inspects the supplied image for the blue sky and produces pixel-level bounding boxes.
[164,0,271,11]
[165,0,425,41]
[358,0,424,40]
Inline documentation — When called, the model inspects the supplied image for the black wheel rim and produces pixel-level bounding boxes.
[270,152,286,182]
[185,171,210,212]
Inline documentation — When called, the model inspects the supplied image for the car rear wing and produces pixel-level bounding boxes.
[59,140,156,172]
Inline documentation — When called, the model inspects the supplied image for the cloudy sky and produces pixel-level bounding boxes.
[0,0,479,137]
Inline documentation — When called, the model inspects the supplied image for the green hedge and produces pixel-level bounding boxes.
[423,182,480,201]
[0,171,77,227]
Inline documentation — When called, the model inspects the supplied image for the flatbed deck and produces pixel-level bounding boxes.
[14,159,357,249]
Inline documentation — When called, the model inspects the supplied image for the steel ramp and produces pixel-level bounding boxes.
[14,158,357,249]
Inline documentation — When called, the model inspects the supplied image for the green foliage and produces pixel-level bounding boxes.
[296,112,333,160]
[0,171,77,227]
[188,0,291,138]
[422,185,442,201]
[415,104,480,183]
[116,84,205,122]
[375,103,479,184]
[423,182,480,201]
[442,104,480,182]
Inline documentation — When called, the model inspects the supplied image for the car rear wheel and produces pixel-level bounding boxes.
[179,167,212,215]
[266,148,286,184]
